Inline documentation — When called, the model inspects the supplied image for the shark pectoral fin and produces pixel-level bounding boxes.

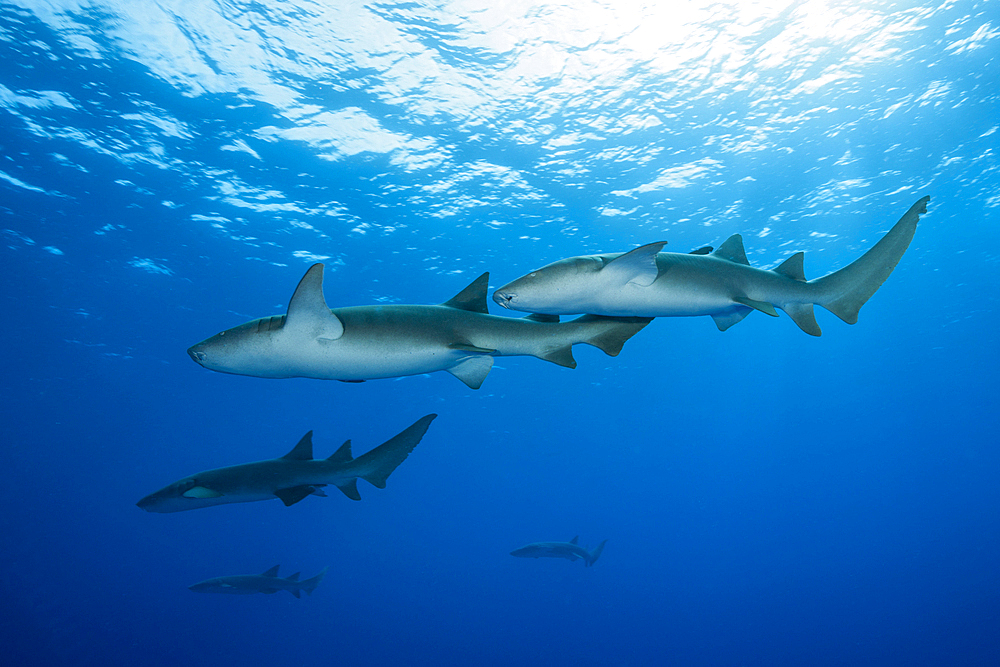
[713,234,750,265]
[448,343,497,354]
[285,264,345,341]
[182,486,224,499]
[782,303,822,337]
[262,565,280,577]
[274,485,318,507]
[602,241,665,287]
[335,479,362,501]
[734,296,779,317]
[711,306,752,331]
[539,346,576,369]
[447,356,494,389]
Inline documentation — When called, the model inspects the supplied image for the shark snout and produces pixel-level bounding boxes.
[492,290,514,309]
[188,346,207,365]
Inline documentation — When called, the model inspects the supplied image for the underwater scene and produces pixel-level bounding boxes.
[1,1,999,665]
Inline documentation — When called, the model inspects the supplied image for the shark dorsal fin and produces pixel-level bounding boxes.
[262,565,280,577]
[689,245,713,255]
[328,439,353,464]
[287,572,300,582]
[570,535,579,545]
[602,242,664,287]
[281,431,314,461]
[773,251,806,281]
[441,272,490,314]
[713,234,750,265]
[286,264,345,341]
[524,313,559,323]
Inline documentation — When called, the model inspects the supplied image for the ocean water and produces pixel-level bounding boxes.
[1,1,999,665]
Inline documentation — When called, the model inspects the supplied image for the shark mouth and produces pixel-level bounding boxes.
[493,291,513,309]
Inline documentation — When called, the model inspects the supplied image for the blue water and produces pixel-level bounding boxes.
[2,1,999,665]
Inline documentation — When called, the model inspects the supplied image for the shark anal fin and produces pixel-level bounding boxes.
[449,343,497,354]
[441,272,490,314]
[328,439,353,464]
[711,306,752,331]
[447,356,494,389]
[782,303,822,337]
[262,565,280,577]
[734,296,779,317]
[602,241,665,287]
[281,431,314,461]
[274,485,319,507]
[335,478,362,501]
[773,252,806,281]
[713,234,750,265]
[290,589,301,599]
[539,346,576,368]
[285,264,345,341]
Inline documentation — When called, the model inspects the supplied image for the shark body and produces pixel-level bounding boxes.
[188,267,651,389]
[510,536,608,567]
[493,197,929,336]
[136,414,436,513]
[189,565,327,598]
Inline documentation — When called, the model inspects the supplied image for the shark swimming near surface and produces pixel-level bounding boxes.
[136,414,436,513]
[493,197,930,336]
[187,267,651,389]
[510,536,608,567]
[189,565,327,598]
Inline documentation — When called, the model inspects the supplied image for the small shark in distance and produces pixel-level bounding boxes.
[189,565,327,598]
[493,197,930,336]
[510,536,608,567]
[187,266,652,389]
[136,414,436,513]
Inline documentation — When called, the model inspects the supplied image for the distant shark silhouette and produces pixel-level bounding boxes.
[137,414,435,512]
[493,196,930,336]
[510,536,608,567]
[187,267,651,389]
[189,565,326,598]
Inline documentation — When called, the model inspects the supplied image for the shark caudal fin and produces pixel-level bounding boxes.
[812,196,929,325]
[301,567,328,596]
[586,540,608,567]
[354,414,437,490]
[574,315,654,357]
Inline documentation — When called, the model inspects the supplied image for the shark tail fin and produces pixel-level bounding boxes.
[355,414,437,489]
[302,567,328,596]
[812,196,928,324]
[574,315,654,357]
[587,540,608,567]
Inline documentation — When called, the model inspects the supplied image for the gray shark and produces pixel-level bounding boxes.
[510,536,608,567]
[186,267,651,389]
[189,565,327,598]
[493,197,930,336]
[136,414,435,513]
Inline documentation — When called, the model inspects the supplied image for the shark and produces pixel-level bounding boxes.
[510,536,608,567]
[493,196,930,336]
[189,565,327,598]
[136,414,436,513]
[187,266,652,389]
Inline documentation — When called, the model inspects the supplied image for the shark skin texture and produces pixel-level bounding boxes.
[493,196,930,336]
[510,536,608,567]
[189,565,327,598]
[136,414,436,513]
[187,267,652,389]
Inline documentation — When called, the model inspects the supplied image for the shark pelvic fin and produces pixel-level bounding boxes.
[711,306,753,331]
[335,478,362,501]
[327,439,353,464]
[524,313,559,323]
[262,565,280,577]
[441,272,490,314]
[782,303,822,336]
[274,485,319,507]
[447,355,494,389]
[281,431,314,461]
[713,234,750,265]
[734,296,779,317]
[286,264,345,341]
[602,241,664,287]
[773,252,806,281]
[182,486,223,499]
[355,414,437,489]
[689,245,714,255]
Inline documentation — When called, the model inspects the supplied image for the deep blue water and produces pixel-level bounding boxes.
[2,1,999,665]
